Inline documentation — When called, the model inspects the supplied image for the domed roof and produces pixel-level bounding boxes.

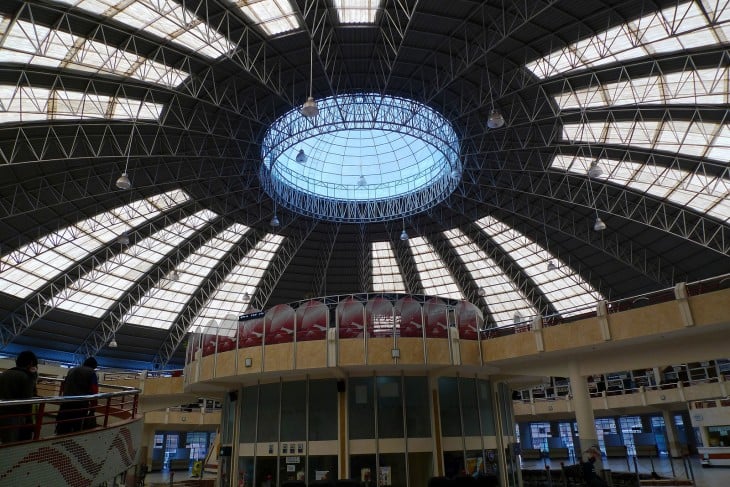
[0,0,728,369]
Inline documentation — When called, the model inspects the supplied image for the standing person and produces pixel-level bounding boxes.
[581,450,608,487]
[56,357,99,434]
[0,350,39,443]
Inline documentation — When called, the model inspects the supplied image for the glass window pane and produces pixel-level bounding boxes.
[280,381,306,441]
[257,382,280,442]
[348,377,375,439]
[377,376,403,438]
[308,379,338,440]
[438,377,461,437]
[405,376,431,438]
[460,378,480,436]
[478,380,495,436]
[240,385,258,443]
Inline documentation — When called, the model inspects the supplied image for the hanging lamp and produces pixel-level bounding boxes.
[301,38,319,118]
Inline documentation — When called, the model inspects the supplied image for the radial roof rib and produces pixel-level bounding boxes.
[148,225,267,368]
[426,231,497,327]
[0,3,281,124]
[311,222,341,297]
[366,0,418,93]
[0,200,199,348]
[457,220,559,320]
[391,222,424,296]
[293,0,348,97]
[434,187,666,294]
[475,153,730,256]
[152,220,317,367]
[72,214,232,361]
[401,0,561,103]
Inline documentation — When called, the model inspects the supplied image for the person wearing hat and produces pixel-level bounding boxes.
[0,350,39,443]
[56,357,99,434]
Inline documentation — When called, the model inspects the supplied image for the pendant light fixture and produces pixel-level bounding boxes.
[399,219,409,241]
[588,160,604,178]
[270,200,280,228]
[484,57,505,129]
[109,335,118,348]
[116,121,135,189]
[117,231,130,245]
[301,37,319,118]
[594,213,607,231]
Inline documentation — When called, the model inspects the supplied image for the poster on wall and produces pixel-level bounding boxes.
[378,466,391,486]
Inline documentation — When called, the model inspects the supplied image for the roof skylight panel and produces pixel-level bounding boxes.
[0,85,162,123]
[563,120,730,163]
[476,216,602,315]
[49,210,217,317]
[554,68,729,111]
[232,0,302,36]
[444,228,537,326]
[552,155,730,222]
[54,0,235,59]
[372,241,406,293]
[188,233,284,333]
[407,236,463,300]
[0,190,189,298]
[333,0,381,24]
[526,1,730,79]
[122,223,250,329]
[0,16,188,87]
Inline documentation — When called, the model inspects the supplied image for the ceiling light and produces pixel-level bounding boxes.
[513,312,523,324]
[270,214,280,228]
[594,215,607,231]
[116,172,131,190]
[242,292,251,303]
[301,96,319,118]
[295,149,307,163]
[357,175,367,187]
[588,161,604,178]
[451,168,461,180]
[478,288,487,297]
[487,109,505,129]
[109,337,118,348]
[400,229,409,241]
[301,39,318,118]
[547,260,558,272]
[170,270,180,281]
[117,232,130,245]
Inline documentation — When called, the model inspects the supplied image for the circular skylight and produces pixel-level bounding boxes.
[260,93,461,223]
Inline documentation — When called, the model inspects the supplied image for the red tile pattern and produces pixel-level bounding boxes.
[0,419,142,486]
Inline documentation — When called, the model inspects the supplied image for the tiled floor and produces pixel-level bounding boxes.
[143,457,728,486]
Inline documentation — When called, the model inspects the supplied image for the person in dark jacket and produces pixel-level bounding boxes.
[56,357,99,434]
[0,350,39,443]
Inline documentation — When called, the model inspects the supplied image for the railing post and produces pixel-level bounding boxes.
[133,393,139,417]
[103,396,111,427]
[33,402,45,440]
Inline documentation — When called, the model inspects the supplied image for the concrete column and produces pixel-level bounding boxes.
[427,374,444,478]
[569,362,602,468]
[661,410,683,457]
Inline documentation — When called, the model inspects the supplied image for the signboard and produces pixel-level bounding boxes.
[286,457,300,464]
[239,310,265,321]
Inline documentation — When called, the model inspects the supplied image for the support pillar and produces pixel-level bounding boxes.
[493,381,521,487]
[569,362,602,469]
[662,410,683,457]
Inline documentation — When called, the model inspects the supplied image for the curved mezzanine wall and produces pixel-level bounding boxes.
[184,282,730,485]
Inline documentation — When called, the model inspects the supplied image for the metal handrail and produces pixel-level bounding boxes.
[0,383,140,445]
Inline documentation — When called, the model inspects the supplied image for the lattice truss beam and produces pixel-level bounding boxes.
[391,223,423,296]
[367,0,419,92]
[357,224,371,294]
[425,230,498,327]
[311,222,339,297]
[0,161,259,248]
[378,0,562,102]
[149,226,269,368]
[151,219,317,367]
[430,184,675,290]
[460,157,730,256]
[0,202,200,348]
[73,214,235,360]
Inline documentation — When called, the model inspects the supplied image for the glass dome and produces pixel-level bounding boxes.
[260,93,461,222]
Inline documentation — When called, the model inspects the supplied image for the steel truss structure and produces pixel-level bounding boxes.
[0,0,727,368]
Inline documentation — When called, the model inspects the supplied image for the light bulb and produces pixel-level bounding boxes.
[487,109,505,129]
[116,172,131,190]
[301,96,319,118]
[594,216,607,231]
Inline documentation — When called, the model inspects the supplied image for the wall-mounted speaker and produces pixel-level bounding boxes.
[336,380,346,393]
